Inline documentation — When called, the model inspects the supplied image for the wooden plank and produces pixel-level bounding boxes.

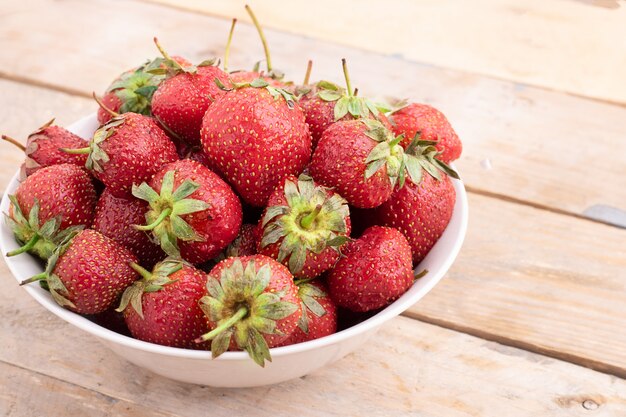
[0,0,624,220]
[0,79,93,192]
[146,0,626,105]
[1,272,626,417]
[0,361,178,417]
[410,192,626,376]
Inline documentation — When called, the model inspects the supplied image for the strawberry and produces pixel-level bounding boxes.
[2,119,88,179]
[92,188,165,268]
[297,59,390,148]
[117,259,210,349]
[90,308,131,337]
[369,138,459,264]
[257,174,350,278]
[196,255,301,366]
[5,164,96,260]
[390,103,462,163]
[327,226,414,312]
[278,280,337,346]
[97,56,191,125]
[62,112,178,197]
[132,159,242,264]
[224,223,259,258]
[200,80,311,207]
[309,119,407,208]
[20,229,138,315]
[150,38,231,145]
[228,5,286,88]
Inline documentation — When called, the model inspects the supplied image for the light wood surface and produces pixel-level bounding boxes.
[0,0,625,415]
[1,0,626,223]
[412,192,626,377]
[149,0,626,105]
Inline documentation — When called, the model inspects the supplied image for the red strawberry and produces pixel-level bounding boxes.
[2,119,88,179]
[92,188,165,268]
[228,5,286,88]
[297,59,390,148]
[196,255,301,366]
[279,280,337,346]
[132,159,242,264]
[6,164,96,260]
[20,229,138,315]
[257,175,350,278]
[390,103,462,163]
[150,38,231,145]
[309,119,406,208]
[369,139,459,264]
[224,223,259,258]
[117,259,210,349]
[63,113,178,197]
[327,226,414,312]
[200,80,311,207]
[97,56,191,125]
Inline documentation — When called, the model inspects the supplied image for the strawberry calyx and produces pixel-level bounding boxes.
[402,133,460,185]
[2,119,58,173]
[260,175,350,274]
[132,170,210,257]
[215,77,296,109]
[150,37,219,78]
[309,59,387,121]
[19,229,82,309]
[362,119,408,187]
[62,116,125,172]
[293,279,328,333]
[106,59,166,115]
[116,258,183,319]
[196,258,298,366]
[5,196,84,260]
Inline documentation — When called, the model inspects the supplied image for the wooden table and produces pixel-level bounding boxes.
[1,1,625,415]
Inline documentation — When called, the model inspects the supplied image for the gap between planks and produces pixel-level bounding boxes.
[0,70,92,99]
[401,311,626,380]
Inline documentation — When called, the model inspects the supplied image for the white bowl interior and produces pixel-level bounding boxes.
[0,113,468,386]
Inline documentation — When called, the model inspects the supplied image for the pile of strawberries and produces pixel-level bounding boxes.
[3,7,461,367]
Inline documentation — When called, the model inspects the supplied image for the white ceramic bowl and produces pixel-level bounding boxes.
[1,114,468,387]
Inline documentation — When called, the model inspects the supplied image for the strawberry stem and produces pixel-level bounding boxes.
[153,37,173,62]
[129,262,153,280]
[195,306,248,342]
[20,272,48,286]
[245,5,272,72]
[224,18,237,72]
[1,135,26,152]
[60,147,90,155]
[300,205,323,230]
[6,234,40,257]
[341,58,354,97]
[92,92,119,117]
[134,207,172,231]
[303,60,313,85]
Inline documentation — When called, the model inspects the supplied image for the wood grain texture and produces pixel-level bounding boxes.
[0,0,624,219]
[1,268,626,417]
[0,361,177,417]
[0,79,93,193]
[410,192,626,376]
[145,0,626,105]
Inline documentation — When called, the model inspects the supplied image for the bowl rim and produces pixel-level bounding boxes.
[0,113,468,362]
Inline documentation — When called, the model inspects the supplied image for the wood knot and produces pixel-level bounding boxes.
[582,399,599,410]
